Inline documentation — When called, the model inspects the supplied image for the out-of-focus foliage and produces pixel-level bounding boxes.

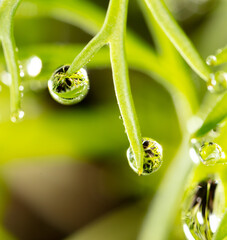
[0,0,227,240]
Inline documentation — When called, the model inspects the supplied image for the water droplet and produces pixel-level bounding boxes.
[190,137,226,166]
[199,142,225,165]
[10,110,24,123]
[19,85,24,91]
[207,71,227,93]
[182,176,225,240]
[126,137,163,175]
[26,56,42,77]
[206,55,217,66]
[48,65,89,105]
[1,71,12,86]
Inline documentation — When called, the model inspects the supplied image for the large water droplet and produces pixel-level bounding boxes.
[182,176,225,240]
[127,137,163,175]
[48,65,89,105]
[207,71,227,93]
[10,110,24,123]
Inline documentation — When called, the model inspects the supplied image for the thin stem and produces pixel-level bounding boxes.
[68,0,144,174]
[1,36,21,117]
[67,32,107,75]
[0,0,22,119]
[68,0,124,74]
[108,0,144,175]
[143,0,211,82]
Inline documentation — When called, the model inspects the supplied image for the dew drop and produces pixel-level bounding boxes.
[10,110,24,123]
[207,71,227,93]
[190,138,226,166]
[26,56,42,77]
[199,142,225,165]
[126,137,163,175]
[48,65,89,105]
[206,55,217,66]
[182,176,225,240]
[19,85,24,92]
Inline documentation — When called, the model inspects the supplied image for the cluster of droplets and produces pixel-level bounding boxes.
[207,71,227,93]
[0,53,44,123]
[48,65,89,105]
[182,176,225,240]
[206,47,227,93]
[190,137,226,166]
[127,137,163,176]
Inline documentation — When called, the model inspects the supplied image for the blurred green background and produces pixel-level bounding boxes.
[0,0,227,239]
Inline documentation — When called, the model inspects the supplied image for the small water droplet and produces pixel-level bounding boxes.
[207,71,227,93]
[199,142,225,165]
[26,56,42,77]
[190,137,226,166]
[206,55,217,66]
[182,176,225,240]
[19,85,24,91]
[10,110,24,123]
[48,65,89,105]
[126,137,163,175]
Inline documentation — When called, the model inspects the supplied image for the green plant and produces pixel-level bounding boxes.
[1,0,227,239]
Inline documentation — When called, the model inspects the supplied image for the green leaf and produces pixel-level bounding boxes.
[143,0,211,82]
[195,92,227,138]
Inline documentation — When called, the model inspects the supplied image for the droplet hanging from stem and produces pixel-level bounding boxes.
[48,65,89,105]
[127,137,163,175]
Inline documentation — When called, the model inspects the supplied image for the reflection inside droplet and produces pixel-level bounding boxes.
[127,137,163,175]
[182,176,225,240]
[26,56,42,77]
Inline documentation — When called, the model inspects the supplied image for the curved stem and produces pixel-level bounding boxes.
[109,0,144,175]
[1,36,21,118]
[0,0,22,119]
[68,0,144,174]
[143,0,211,82]
[67,32,107,75]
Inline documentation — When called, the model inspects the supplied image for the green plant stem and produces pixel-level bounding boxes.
[68,0,144,174]
[143,0,211,82]
[0,0,22,118]
[67,32,107,75]
[1,36,21,117]
[208,45,227,66]
[108,0,144,174]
